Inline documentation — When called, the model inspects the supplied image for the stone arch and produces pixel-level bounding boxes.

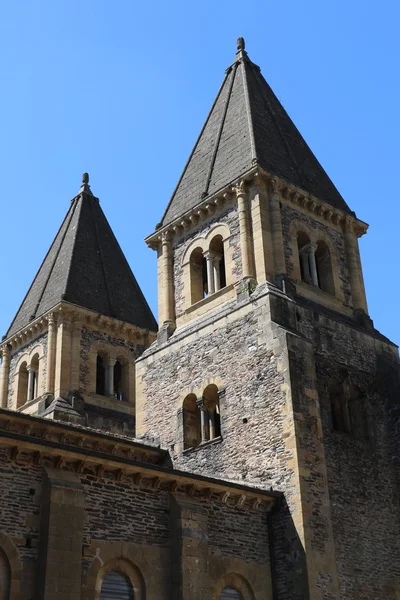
[114,348,135,403]
[15,358,29,409]
[87,555,145,600]
[288,219,343,300]
[181,223,234,309]
[214,573,255,600]
[0,531,22,600]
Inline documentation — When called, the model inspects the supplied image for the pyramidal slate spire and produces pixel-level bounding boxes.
[160,38,351,227]
[5,174,157,337]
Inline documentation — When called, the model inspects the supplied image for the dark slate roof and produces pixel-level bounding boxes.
[160,39,351,226]
[6,176,157,337]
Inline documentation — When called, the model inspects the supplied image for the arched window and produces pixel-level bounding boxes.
[100,570,133,599]
[16,361,28,408]
[0,546,11,600]
[96,354,106,396]
[315,240,334,295]
[220,588,243,600]
[190,247,207,304]
[202,384,221,441]
[348,385,367,440]
[297,231,313,285]
[182,393,201,449]
[209,234,226,292]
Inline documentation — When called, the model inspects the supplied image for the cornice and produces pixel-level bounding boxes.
[145,166,368,250]
[0,409,280,511]
[0,302,156,357]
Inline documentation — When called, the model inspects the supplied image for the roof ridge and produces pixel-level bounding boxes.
[5,202,75,338]
[240,57,258,164]
[158,69,231,228]
[203,62,239,197]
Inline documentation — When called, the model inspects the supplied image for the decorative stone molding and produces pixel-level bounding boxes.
[0,408,280,512]
[145,166,367,254]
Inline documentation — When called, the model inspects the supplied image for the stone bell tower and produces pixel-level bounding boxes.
[136,39,400,599]
[0,173,157,433]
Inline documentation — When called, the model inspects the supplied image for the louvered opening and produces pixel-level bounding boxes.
[220,587,243,600]
[100,571,134,600]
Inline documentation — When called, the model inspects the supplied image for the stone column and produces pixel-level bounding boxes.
[250,177,275,282]
[213,253,222,292]
[0,345,10,409]
[235,181,255,279]
[269,179,286,277]
[106,358,116,397]
[197,397,208,443]
[208,408,215,440]
[161,232,176,327]
[54,315,73,399]
[307,243,319,287]
[46,314,57,395]
[27,366,34,402]
[204,251,215,295]
[344,218,368,312]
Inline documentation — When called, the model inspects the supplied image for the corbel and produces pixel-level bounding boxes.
[220,491,230,504]
[249,498,261,510]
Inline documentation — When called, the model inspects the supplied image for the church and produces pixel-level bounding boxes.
[0,38,399,600]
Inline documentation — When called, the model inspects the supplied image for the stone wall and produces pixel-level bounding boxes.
[294,301,400,599]
[0,444,274,600]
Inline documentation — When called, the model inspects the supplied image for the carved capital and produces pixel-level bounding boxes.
[233,179,247,198]
[270,177,281,194]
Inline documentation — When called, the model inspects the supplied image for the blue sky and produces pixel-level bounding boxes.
[1,0,399,345]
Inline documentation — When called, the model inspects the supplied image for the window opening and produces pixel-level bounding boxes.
[114,361,123,400]
[220,588,243,600]
[100,570,134,600]
[0,546,11,600]
[315,241,334,295]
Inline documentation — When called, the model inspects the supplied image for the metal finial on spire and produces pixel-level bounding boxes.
[237,37,245,52]
[82,172,89,185]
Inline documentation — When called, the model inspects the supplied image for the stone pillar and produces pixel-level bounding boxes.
[235,181,255,279]
[208,409,215,440]
[204,251,215,295]
[38,467,85,600]
[54,315,73,399]
[0,345,10,409]
[307,243,319,287]
[344,218,368,312]
[170,495,210,600]
[269,179,286,277]
[161,232,176,328]
[213,253,222,292]
[250,178,275,282]
[106,358,116,397]
[197,397,208,443]
[27,366,34,402]
[46,314,57,395]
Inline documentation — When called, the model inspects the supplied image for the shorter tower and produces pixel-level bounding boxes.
[0,174,157,433]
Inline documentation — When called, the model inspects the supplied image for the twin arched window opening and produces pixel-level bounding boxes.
[16,353,40,408]
[96,354,127,401]
[190,235,226,304]
[329,380,368,440]
[297,232,334,295]
[183,384,221,449]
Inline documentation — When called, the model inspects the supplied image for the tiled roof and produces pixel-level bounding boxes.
[6,176,157,337]
[160,39,351,227]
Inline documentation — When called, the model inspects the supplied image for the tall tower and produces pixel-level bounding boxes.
[136,39,400,599]
[0,173,157,433]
